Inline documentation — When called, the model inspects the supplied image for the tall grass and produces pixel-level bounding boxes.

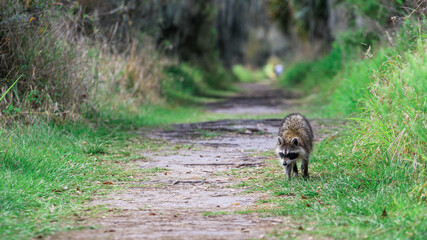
[0,1,95,121]
[233,37,426,237]
[279,45,342,91]
[234,16,427,239]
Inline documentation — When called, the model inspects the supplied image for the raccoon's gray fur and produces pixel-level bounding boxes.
[276,113,314,179]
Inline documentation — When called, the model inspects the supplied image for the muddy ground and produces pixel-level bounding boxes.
[49,83,340,240]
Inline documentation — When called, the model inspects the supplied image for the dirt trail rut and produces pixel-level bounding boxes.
[50,83,340,240]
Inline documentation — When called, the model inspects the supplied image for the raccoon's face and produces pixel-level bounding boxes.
[276,136,304,166]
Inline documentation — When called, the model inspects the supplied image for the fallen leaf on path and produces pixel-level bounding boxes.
[298,226,304,230]
[148,212,156,216]
[301,195,307,199]
[103,181,114,185]
[232,202,239,206]
[164,172,167,175]
[306,203,311,207]
[104,230,116,233]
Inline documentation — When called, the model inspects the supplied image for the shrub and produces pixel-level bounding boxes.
[0,1,95,122]
[279,45,342,89]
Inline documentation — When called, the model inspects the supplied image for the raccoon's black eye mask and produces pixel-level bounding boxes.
[287,152,299,160]
[279,152,299,160]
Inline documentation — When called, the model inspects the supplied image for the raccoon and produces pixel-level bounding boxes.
[276,113,314,179]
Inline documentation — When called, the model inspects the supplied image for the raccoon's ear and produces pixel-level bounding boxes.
[277,136,284,145]
[292,137,299,146]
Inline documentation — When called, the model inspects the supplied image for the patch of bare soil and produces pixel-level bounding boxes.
[48,83,341,240]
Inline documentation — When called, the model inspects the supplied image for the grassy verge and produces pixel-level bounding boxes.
[232,140,426,239]
[231,18,426,239]
[232,65,268,82]
[0,103,233,239]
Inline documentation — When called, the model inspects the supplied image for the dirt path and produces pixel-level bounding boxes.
[50,83,339,240]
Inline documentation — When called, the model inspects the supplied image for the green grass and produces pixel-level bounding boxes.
[229,19,427,239]
[162,64,238,104]
[0,103,226,239]
[0,123,121,239]
[279,45,342,92]
[232,65,267,82]
[202,211,231,216]
[231,134,426,239]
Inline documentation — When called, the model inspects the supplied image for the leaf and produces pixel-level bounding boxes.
[301,195,307,199]
[298,226,304,230]
[382,208,388,217]
[103,181,114,185]
[306,203,311,207]
[0,75,22,102]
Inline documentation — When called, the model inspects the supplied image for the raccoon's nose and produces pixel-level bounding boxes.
[282,161,288,166]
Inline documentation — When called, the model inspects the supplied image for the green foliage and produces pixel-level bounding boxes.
[267,0,329,39]
[162,63,236,103]
[279,45,342,89]
[232,65,267,82]
[163,65,204,97]
[336,29,380,56]
[203,63,237,90]
[345,0,405,24]
[329,18,426,116]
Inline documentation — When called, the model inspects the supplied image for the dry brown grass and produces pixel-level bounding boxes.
[0,1,94,122]
[0,1,171,123]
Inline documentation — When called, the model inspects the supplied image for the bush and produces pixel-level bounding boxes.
[0,1,95,122]
[279,45,342,89]
[162,64,204,98]
[232,65,267,82]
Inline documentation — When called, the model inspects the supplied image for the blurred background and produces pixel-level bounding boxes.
[0,0,425,121]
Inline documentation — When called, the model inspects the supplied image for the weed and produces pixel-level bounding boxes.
[202,211,231,216]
